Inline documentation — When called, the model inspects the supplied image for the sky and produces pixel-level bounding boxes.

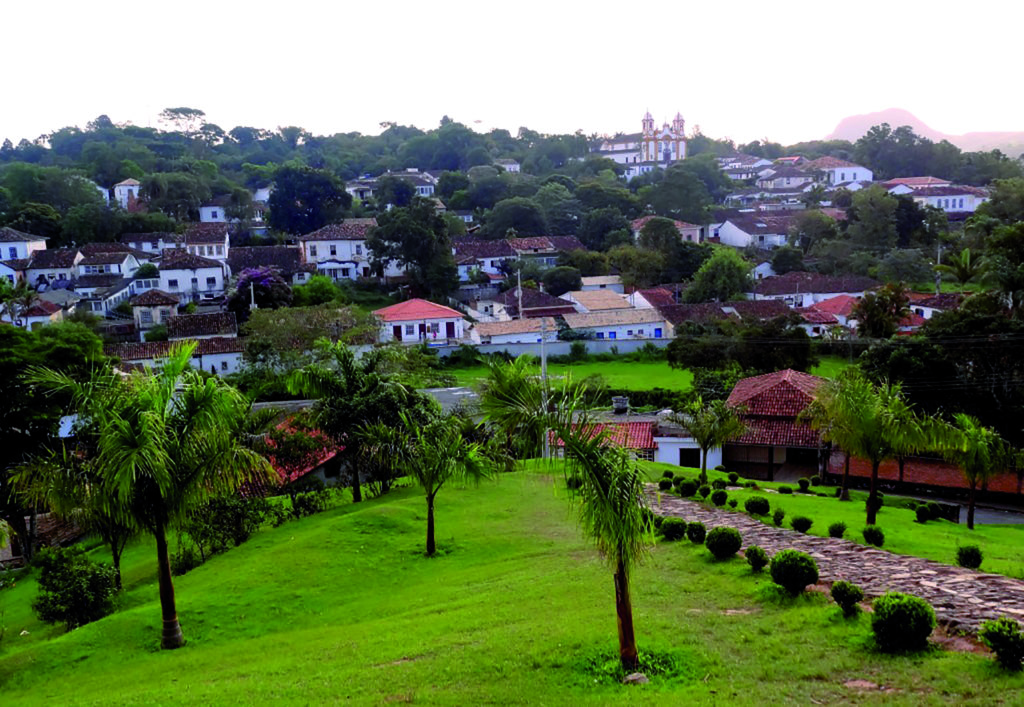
[4,0,1022,146]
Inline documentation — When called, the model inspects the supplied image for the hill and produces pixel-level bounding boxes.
[828,108,1024,157]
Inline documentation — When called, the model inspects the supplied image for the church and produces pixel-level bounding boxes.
[593,111,688,180]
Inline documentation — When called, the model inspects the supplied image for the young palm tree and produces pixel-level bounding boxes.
[555,416,650,671]
[939,414,1009,530]
[477,354,546,459]
[801,375,857,500]
[935,247,981,291]
[29,343,275,648]
[670,396,746,484]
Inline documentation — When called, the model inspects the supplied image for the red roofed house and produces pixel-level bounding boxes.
[630,216,702,243]
[554,421,657,462]
[811,294,858,327]
[1,299,64,329]
[724,369,824,480]
[374,298,466,344]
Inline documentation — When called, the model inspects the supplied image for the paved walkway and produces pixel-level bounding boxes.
[648,490,1024,633]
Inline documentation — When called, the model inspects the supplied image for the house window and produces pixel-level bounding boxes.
[355,244,362,255]
[7,247,15,258]
[206,276,216,287]
[309,245,317,257]
[959,198,964,209]
[429,322,440,334]
[191,277,199,289]
[608,332,616,339]
[140,310,153,324]
[654,328,662,338]
[627,330,633,336]
[341,268,350,278]
[330,245,337,256]
[405,324,415,335]
[216,246,224,255]
[220,360,228,371]
[211,211,219,219]
[168,279,179,289]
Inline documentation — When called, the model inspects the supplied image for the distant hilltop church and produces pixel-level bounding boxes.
[592,111,688,180]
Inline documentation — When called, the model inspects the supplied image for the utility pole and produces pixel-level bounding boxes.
[935,239,943,296]
[516,268,523,320]
[541,314,549,459]
[249,280,258,311]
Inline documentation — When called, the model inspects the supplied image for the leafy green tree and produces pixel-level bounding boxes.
[28,343,274,648]
[483,197,546,237]
[226,267,293,324]
[575,182,639,217]
[935,248,981,290]
[9,203,61,241]
[684,248,752,302]
[558,249,611,276]
[541,266,582,297]
[373,175,416,208]
[478,355,546,458]
[142,172,211,221]
[641,166,711,224]
[291,275,345,306]
[268,165,351,235]
[367,198,457,298]
[608,244,665,289]
[876,249,932,284]
[846,186,898,252]
[670,397,746,483]
[770,245,805,274]
[939,414,1010,529]
[852,283,910,338]
[436,171,470,200]
[578,207,630,251]
[976,178,1024,224]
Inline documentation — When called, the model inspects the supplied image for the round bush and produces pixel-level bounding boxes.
[745,545,769,573]
[744,496,770,516]
[926,501,942,520]
[711,489,728,507]
[659,517,688,541]
[778,485,794,495]
[957,545,983,570]
[566,475,583,490]
[871,592,936,652]
[978,617,1024,670]
[728,499,738,509]
[797,478,810,492]
[714,465,726,472]
[866,493,884,513]
[662,470,675,480]
[790,516,813,533]
[770,549,819,595]
[706,526,742,559]
[711,479,728,491]
[658,479,673,491]
[31,546,117,630]
[727,472,739,485]
[772,508,786,527]
[698,485,711,499]
[745,481,757,488]
[915,505,930,523]
[687,521,706,544]
[677,480,699,497]
[810,476,821,487]
[862,525,885,547]
[831,580,864,617]
[827,521,846,539]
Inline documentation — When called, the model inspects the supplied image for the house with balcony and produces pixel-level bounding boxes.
[184,223,230,262]
[158,251,225,304]
[298,218,403,281]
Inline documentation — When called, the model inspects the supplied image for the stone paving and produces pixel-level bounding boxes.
[647,489,1024,633]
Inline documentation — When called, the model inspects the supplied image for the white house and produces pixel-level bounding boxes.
[881,176,951,191]
[756,166,814,190]
[653,417,724,468]
[471,317,558,344]
[560,289,631,313]
[802,157,873,185]
[562,309,669,340]
[909,186,989,213]
[712,213,793,250]
[130,289,179,338]
[0,299,64,329]
[0,226,47,261]
[298,219,404,281]
[113,178,141,209]
[77,252,140,278]
[494,159,521,173]
[158,251,226,304]
[104,337,245,375]
[0,258,28,284]
[121,232,178,256]
[752,261,776,281]
[184,223,230,262]
[452,239,516,280]
[26,249,83,286]
[373,299,466,344]
[750,273,879,308]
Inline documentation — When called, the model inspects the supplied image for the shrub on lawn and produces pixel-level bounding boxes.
[745,481,757,489]
[979,617,1024,671]
[727,472,739,485]
[956,545,983,570]
[659,517,688,541]
[745,545,769,572]
[828,521,846,539]
[706,527,742,560]
[292,489,332,518]
[778,485,794,495]
[566,475,583,490]
[744,496,770,516]
[926,501,942,520]
[658,479,673,491]
[810,476,821,487]
[773,508,786,526]
[677,480,699,497]
[698,485,711,499]
[790,516,813,533]
[687,521,707,544]
[662,470,675,480]
[171,539,203,576]
[831,580,864,617]
[728,499,738,508]
[770,549,819,595]
[32,546,117,631]
[862,525,885,547]
[711,489,728,507]
[714,465,727,471]
[871,592,936,652]
[915,506,930,523]
[711,479,728,490]
[865,493,885,513]
[797,478,810,492]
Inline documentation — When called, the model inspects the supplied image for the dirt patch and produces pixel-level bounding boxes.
[844,679,880,690]
[383,693,414,703]
[932,625,991,656]
[722,608,759,616]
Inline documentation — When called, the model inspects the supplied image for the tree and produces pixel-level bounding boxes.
[367,198,457,298]
[939,414,1010,530]
[852,283,910,338]
[9,203,61,241]
[373,175,416,208]
[158,107,206,136]
[641,166,711,224]
[846,186,898,252]
[935,247,981,290]
[975,177,1024,225]
[770,245,805,274]
[28,343,274,648]
[608,245,665,289]
[669,397,746,483]
[685,248,752,302]
[291,275,345,307]
[483,197,547,238]
[876,249,932,284]
[226,267,293,324]
[268,165,351,235]
[578,207,630,251]
[478,355,546,458]
[436,171,470,201]
[559,249,611,276]
[541,266,582,297]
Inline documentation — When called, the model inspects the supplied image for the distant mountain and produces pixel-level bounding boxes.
[827,108,1024,157]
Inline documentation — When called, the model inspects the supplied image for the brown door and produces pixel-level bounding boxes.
[393,325,402,341]
[445,321,455,339]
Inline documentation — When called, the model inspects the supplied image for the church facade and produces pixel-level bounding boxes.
[593,111,688,180]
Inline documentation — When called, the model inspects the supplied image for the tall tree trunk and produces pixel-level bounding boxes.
[351,465,362,504]
[111,544,123,592]
[699,448,708,485]
[967,482,977,530]
[154,524,185,649]
[614,556,639,671]
[425,493,436,557]
[840,452,851,501]
[866,460,880,525]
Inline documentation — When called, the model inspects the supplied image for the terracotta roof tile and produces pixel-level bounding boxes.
[554,421,655,451]
[159,250,221,270]
[185,223,230,244]
[373,298,463,322]
[0,226,47,243]
[474,317,556,338]
[130,289,179,306]
[227,246,314,277]
[563,308,666,329]
[753,272,879,297]
[167,312,238,339]
[811,294,858,317]
[104,336,244,361]
[299,219,378,241]
[727,369,824,418]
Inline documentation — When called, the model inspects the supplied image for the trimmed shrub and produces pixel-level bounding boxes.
[292,489,331,517]
[865,493,885,513]
[566,475,583,490]
[677,480,699,497]
[728,499,738,508]
[32,547,117,630]
[727,472,739,485]
[171,541,203,576]
[706,526,742,560]
[658,479,673,491]
[957,545,983,570]
[662,470,675,480]
[810,476,821,487]
[797,478,811,492]
[827,521,846,539]
[687,521,707,544]
[915,505,930,524]
[711,479,728,491]
[871,592,936,652]
[831,580,864,617]
[770,549,819,595]
[714,465,727,471]
[790,516,813,533]
[862,525,885,547]
[745,481,757,489]
[778,485,794,495]
[772,508,786,527]
[659,517,688,541]
[745,545,769,572]
[698,485,711,499]
[979,617,1024,670]
[711,489,728,507]
[926,501,942,520]
[744,496,770,516]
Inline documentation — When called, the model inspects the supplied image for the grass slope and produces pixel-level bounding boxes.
[2,470,1021,704]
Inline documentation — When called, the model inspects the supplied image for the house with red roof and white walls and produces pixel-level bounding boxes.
[373,298,467,344]
[298,219,405,281]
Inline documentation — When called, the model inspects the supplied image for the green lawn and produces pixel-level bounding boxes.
[2,467,1022,704]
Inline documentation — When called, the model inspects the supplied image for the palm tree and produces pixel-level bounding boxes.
[29,343,275,648]
[801,375,858,500]
[477,354,546,459]
[935,247,981,291]
[939,414,1009,530]
[555,416,650,671]
[670,396,746,484]
[0,279,38,327]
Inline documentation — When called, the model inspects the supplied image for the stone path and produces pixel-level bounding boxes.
[648,490,1024,633]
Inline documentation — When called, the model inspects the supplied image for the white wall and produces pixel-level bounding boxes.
[654,437,723,469]
[828,166,873,184]
[914,194,987,213]
[2,238,46,260]
[199,206,227,223]
[581,321,669,341]
[160,266,225,303]
[378,316,466,343]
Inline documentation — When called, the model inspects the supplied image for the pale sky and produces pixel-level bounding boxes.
[4,0,1022,147]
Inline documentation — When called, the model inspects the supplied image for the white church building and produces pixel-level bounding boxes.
[592,111,688,180]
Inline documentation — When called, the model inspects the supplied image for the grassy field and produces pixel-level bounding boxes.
[2,466,1022,704]
[446,356,851,391]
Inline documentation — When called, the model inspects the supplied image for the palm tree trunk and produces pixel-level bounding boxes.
[111,545,123,592]
[154,524,185,649]
[840,452,851,501]
[425,493,436,556]
[699,447,708,485]
[351,465,362,503]
[866,460,880,525]
[614,556,639,671]
[967,481,977,530]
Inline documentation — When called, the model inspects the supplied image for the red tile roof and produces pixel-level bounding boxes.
[630,215,698,231]
[727,369,824,418]
[883,176,950,188]
[0,226,47,243]
[753,272,879,297]
[907,292,962,310]
[24,300,62,317]
[734,419,821,448]
[797,308,838,324]
[553,422,656,451]
[185,223,230,244]
[812,294,857,317]
[299,219,378,241]
[167,312,238,339]
[159,250,221,270]
[802,156,861,170]
[104,336,245,361]
[373,298,463,322]
[131,289,180,306]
